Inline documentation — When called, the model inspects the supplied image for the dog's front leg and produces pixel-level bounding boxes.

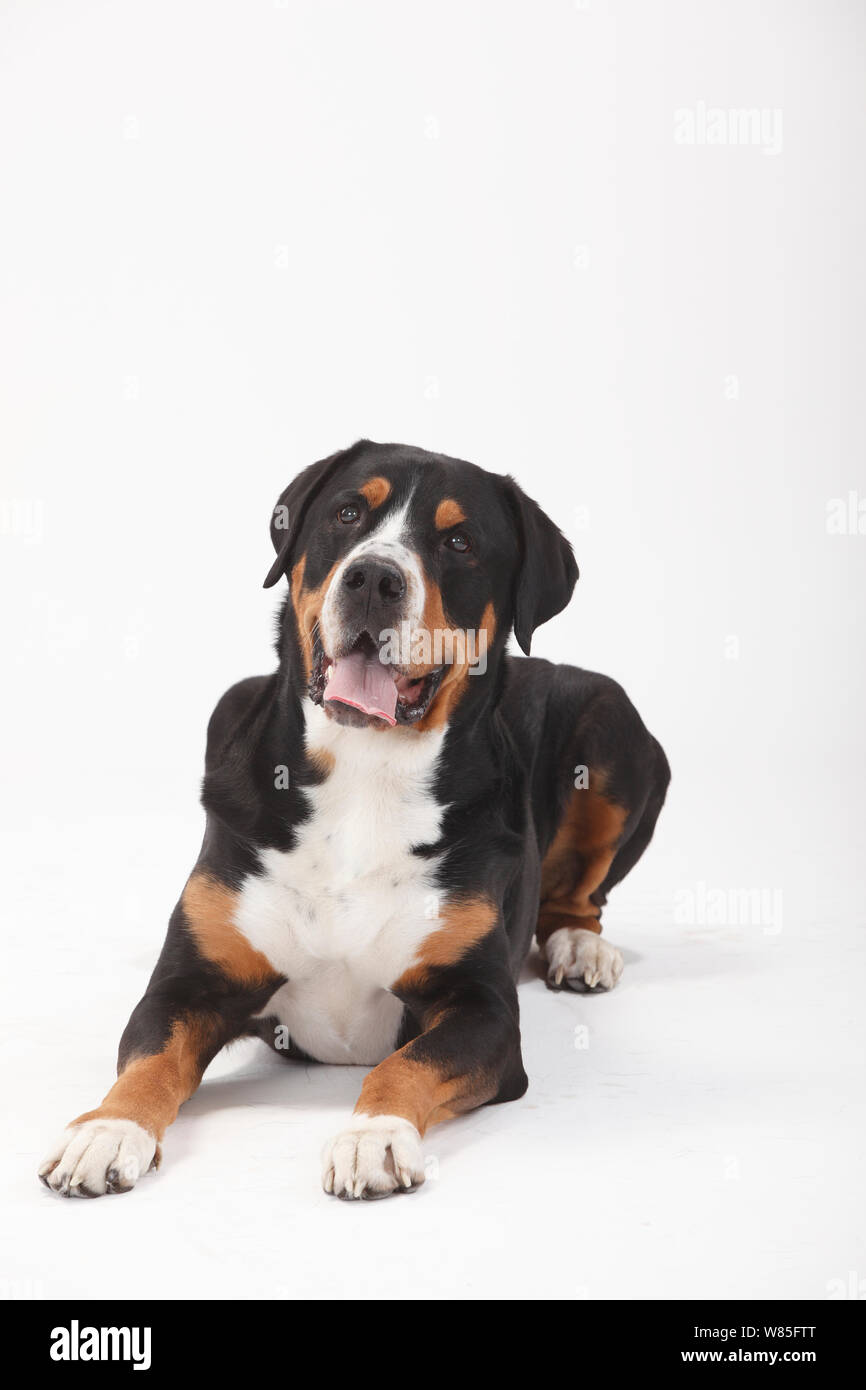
[323,973,528,1200]
[39,874,282,1198]
[38,989,237,1197]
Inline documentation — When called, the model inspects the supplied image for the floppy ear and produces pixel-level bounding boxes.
[502,476,579,655]
[263,445,359,588]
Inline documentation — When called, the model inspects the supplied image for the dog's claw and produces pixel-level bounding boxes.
[38,1118,156,1199]
[322,1116,426,1201]
[544,927,624,994]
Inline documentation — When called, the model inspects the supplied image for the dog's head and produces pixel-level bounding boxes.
[265,441,577,731]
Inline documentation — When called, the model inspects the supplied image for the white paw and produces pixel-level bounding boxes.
[545,926,624,992]
[322,1113,425,1201]
[38,1118,157,1198]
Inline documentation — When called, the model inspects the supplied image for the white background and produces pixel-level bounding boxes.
[1,0,864,1300]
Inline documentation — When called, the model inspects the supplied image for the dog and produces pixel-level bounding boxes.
[39,440,670,1200]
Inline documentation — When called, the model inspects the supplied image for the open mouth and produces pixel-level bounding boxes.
[309,632,445,727]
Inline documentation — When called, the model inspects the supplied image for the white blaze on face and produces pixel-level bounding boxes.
[319,493,426,657]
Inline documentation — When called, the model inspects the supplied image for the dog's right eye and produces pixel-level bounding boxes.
[338,504,361,524]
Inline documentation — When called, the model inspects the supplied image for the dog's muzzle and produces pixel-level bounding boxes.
[314,552,444,727]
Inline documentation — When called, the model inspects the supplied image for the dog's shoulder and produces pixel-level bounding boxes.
[498,654,618,756]
[200,674,312,850]
[204,674,278,766]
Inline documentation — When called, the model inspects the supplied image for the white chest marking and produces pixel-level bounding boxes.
[234,703,447,1065]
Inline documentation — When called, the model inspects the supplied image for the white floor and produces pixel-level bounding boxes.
[3,786,864,1302]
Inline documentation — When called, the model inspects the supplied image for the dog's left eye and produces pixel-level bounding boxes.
[338,504,361,524]
[445,531,471,553]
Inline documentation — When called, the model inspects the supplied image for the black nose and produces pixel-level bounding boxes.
[342,557,406,604]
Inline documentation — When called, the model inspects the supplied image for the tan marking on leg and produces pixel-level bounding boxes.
[434,498,467,530]
[183,872,277,986]
[355,1047,498,1135]
[368,898,501,1132]
[394,896,497,994]
[360,475,392,509]
[72,1016,218,1144]
[537,777,628,946]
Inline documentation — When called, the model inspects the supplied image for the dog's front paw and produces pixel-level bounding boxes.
[38,1118,157,1198]
[322,1114,425,1201]
[545,926,624,992]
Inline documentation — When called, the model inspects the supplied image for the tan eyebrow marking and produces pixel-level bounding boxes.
[359,476,392,509]
[435,498,467,530]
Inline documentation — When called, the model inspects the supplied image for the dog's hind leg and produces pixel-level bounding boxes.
[537,739,670,993]
[537,776,628,991]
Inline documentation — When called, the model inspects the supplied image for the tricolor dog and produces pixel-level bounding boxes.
[40,441,670,1201]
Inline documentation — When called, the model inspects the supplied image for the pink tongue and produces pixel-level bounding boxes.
[324,651,398,726]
